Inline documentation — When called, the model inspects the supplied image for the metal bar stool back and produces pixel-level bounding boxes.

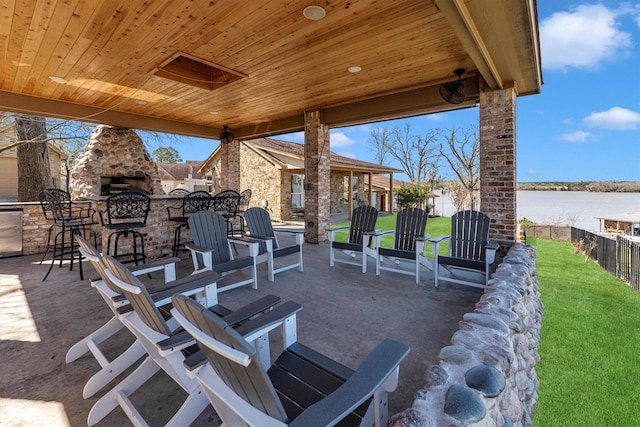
[39,188,97,281]
[166,190,212,257]
[100,191,151,265]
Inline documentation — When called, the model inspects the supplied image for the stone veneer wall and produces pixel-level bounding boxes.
[390,243,541,427]
[70,125,163,199]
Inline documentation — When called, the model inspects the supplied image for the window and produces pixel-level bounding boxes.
[291,174,305,210]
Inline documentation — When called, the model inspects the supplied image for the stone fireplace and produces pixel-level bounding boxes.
[70,125,163,199]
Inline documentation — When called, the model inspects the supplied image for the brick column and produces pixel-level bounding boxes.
[304,110,331,243]
[479,79,517,249]
[219,142,241,191]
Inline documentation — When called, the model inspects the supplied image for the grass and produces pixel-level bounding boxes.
[334,214,640,425]
[529,237,640,426]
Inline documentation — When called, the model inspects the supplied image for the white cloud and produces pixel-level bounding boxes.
[561,130,591,143]
[527,169,539,175]
[329,131,356,148]
[336,150,357,159]
[583,107,640,130]
[562,118,573,125]
[540,4,632,70]
[427,113,445,121]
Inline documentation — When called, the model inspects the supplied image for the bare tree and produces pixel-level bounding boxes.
[368,123,440,187]
[14,114,53,201]
[367,127,391,164]
[439,126,480,210]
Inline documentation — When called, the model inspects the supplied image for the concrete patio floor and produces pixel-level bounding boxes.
[0,236,484,426]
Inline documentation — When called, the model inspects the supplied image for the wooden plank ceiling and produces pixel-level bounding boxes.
[0,0,542,140]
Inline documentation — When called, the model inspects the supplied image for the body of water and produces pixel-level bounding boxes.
[435,190,640,232]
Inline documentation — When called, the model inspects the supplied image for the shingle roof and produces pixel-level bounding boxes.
[157,161,205,180]
[243,138,402,174]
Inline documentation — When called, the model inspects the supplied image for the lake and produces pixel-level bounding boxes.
[435,190,640,232]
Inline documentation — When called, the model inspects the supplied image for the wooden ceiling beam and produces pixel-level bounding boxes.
[0,90,219,139]
[434,0,503,90]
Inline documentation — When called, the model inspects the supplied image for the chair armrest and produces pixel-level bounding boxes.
[327,225,350,241]
[220,294,282,327]
[288,339,410,427]
[415,234,432,242]
[129,256,180,278]
[430,234,450,257]
[485,240,499,264]
[228,237,260,256]
[184,242,214,254]
[234,301,303,343]
[157,330,195,356]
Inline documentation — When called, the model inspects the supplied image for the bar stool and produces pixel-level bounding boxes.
[166,190,212,257]
[212,189,243,237]
[100,191,151,265]
[39,188,98,281]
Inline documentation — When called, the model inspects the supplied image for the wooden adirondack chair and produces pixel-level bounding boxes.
[430,210,499,289]
[244,207,304,282]
[186,210,261,292]
[373,207,432,283]
[170,293,411,427]
[73,235,221,398]
[88,254,293,426]
[328,205,379,273]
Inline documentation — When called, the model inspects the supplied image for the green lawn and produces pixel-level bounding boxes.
[333,214,640,425]
[529,237,640,426]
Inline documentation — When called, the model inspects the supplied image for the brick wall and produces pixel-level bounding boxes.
[304,111,331,243]
[479,80,517,249]
[239,144,285,221]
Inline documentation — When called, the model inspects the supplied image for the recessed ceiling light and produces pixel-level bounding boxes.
[348,66,362,73]
[134,100,147,105]
[303,5,326,20]
[209,111,219,115]
[48,75,66,83]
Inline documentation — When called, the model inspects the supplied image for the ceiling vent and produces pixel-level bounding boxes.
[154,53,246,91]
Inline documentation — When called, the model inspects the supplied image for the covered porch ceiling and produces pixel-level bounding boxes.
[1,0,542,140]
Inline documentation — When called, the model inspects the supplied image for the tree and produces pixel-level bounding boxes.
[439,126,480,210]
[14,114,53,201]
[368,123,440,186]
[367,127,391,164]
[151,146,182,163]
[395,183,431,212]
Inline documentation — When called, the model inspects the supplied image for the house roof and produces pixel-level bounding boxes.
[199,138,402,175]
[364,174,407,191]
[157,161,205,181]
[0,1,542,141]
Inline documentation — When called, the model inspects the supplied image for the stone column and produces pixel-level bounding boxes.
[219,141,241,191]
[479,78,517,249]
[304,110,331,243]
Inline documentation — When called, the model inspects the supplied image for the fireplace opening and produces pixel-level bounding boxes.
[100,176,153,196]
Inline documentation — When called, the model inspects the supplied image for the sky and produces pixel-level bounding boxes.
[161,2,640,183]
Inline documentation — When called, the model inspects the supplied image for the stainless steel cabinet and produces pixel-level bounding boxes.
[0,209,23,258]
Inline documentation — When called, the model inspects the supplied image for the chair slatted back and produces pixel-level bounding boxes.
[348,205,378,245]
[394,208,428,251]
[75,236,123,295]
[182,191,212,214]
[450,210,490,261]
[171,294,288,422]
[102,255,171,336]
[188,210,233,265]
[244,207,278,252]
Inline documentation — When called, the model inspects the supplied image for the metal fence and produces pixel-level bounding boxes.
[570,227,640,292]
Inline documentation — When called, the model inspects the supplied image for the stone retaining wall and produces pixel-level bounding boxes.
[390,243,541,427]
